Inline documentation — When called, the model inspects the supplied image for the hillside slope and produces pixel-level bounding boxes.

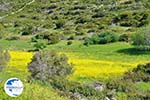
[0,0,150,39]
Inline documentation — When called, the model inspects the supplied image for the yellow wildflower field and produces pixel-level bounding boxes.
[68,59,138,81]
[8,51,139,82]
[64,52,139,81]
[8,51,33,77]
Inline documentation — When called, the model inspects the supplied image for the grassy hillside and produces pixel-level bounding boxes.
[0,0,150,99]
[0,0,150,40]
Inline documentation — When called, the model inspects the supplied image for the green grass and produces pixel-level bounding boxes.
[1,39,150,63]
[0,39,33,50]
[46,41,150,63]
[137,82,150,92]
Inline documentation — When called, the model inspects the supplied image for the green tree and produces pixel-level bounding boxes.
[132,26,150,50]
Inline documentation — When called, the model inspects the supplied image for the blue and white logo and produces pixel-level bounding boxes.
[4,78,24,97]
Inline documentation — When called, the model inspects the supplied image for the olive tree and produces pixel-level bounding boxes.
[28,50,73,81]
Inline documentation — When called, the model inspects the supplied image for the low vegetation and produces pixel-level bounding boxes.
[28,50,73,81]
[0,47,9,71]
[132,26,150,50]
[84,31,119,45]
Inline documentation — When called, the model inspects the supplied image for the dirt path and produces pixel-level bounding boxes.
[0,0,35,20]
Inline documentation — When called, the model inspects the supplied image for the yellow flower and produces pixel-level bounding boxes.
[8,51,33,74]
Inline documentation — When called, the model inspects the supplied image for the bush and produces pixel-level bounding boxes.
[35,32,61,44]
[84,32,119,45]
[21,25,34,35]
[123,63,150,82]
[119,34,131,42]
[51,79,106,99]
[75,31,85,36]
[75,16,90,24]
[33,41,46,51]
[55,19,65,29]
[67,35,75,40]
[6,36,20,41]
[132,26,150,50]
[28,50,73,81]
[0,48,10,72]
[47,33,61,44]
[67,41,73,45]
[106,79,136,93]
[105,62,150,100]
[92,12,105,18]
[31,36,38,42]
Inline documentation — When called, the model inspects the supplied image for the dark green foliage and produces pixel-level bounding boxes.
[92,12,105,18]
[55,20,65,29]
[132,26,150,50]
[106,79,136,93]
[123,63,150,82]
[75,16,90,24]
[33,41,46,51]
[75,31,85,36]
[119,33,131,42]
[48,4,57,10]
[0,48,10,72]
[67,41,73,45]
[84,32,119,45]
[106,62,150,99]
[1,0,150,42]
[28,50,73,81]
[31,36,38,42]
[114,10,150,27]
[35,31,61,44]
[21,25,34,35]
[47,33,61,44]
[51,79,106,99]
[6,36,20,41]
[67,35,75,40]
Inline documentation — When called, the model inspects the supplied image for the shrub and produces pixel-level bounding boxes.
[0,48,10,72]
[31,36,38,42]
[119,34,131,42]
[99,32,119,44]
[47,4,57,10]
[92,12,105,18]
[33,41,46,51]
[106,79,136,93]
[75,31,85,36]
[51,79,106,99]
[6,36,20,41]
[47,33,61,44]
[132,26,150,50]
[55,19,65,29]
[21,25,34,35]
[123,63,150,82]
[28,50,73,81]
[105,62,150,100]
[67,41,73,45]
[84,32,119,45]
[75,16,90,24]
[35,32,61,44]
[68,35,75,40]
